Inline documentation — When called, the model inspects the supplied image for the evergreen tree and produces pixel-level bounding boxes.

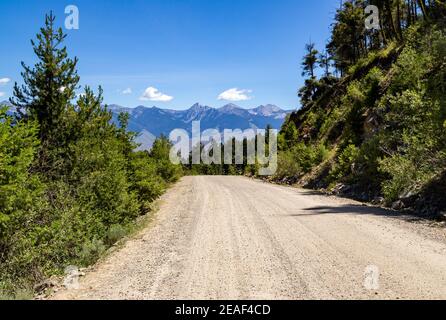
[318,51,332,77]
[327,0,366,75]
[10,12,79,175]
[301,42,319,79]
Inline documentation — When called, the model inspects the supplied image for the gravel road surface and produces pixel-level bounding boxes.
[53,176,446,300]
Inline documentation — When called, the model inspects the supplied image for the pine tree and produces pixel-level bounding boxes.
[301,42,319,79]
[318,51,332,77]
[10,12,80,175]
[327,0,366,75]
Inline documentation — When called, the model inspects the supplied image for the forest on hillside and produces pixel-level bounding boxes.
[276,0,446,215]
[0,14,182,297]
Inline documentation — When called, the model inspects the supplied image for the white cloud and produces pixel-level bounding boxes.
[140,87,173,102]
[121,88,132,95]
[0,92,5,97]
[218,88,252,102]
[0,78,11,85]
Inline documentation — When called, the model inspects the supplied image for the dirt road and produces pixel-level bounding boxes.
[53,176,446,300]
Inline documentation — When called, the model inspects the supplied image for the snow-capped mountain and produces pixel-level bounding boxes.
[249,104,288,119]
[1,100,292,150]
[108,103,291,149]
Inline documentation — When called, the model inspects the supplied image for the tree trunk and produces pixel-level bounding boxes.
[396,0,403,39]
[417,0,430,20]
[385,0,399,40]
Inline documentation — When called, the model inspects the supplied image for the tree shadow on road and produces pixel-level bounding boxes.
[290,205,427,223]
[283,188,444,223]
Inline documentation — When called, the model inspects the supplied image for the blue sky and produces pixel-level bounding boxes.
[0,0,338,110]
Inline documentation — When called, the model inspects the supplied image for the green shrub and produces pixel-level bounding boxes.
[0,108,42,237]
[275,143,328,180]
[329,144,360,181]
[129,153,166,210]
[275,151,302,180]
[379,155,416,201]
[106,224,129,246]
[278,121,299,150]
[79,238,106,266]
[150,137,183,183]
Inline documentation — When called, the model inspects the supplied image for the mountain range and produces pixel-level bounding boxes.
[1,100,292,150]
[109,103,292,150]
